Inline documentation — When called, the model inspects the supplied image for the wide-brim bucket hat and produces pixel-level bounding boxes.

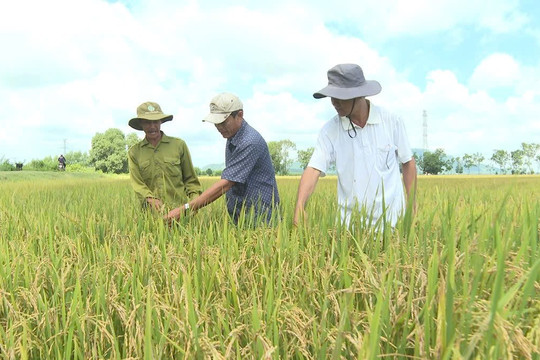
[313,64,382,100]
[129,101,173,130]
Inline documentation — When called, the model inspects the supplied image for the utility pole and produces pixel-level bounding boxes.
[63,139,67,154]
[422,110,428,151]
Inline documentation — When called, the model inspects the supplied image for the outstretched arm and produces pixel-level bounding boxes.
[165,178,235,222]
[293,166,321,226]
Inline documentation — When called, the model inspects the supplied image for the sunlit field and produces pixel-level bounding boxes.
[0,172,538,359]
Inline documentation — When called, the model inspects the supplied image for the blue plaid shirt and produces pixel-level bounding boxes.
[221,120,280,224]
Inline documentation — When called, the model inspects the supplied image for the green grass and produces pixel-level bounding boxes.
[0,173,538,359]
[0,170,113,182]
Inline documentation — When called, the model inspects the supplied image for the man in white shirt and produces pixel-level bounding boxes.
[294,63,417,228]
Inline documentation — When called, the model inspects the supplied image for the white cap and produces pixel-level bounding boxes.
[202,92,243,124]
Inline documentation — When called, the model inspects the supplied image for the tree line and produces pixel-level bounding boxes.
[1,129,314,175]
[415,143,540,175]
[86,130,315,175]
[3,128,538,176]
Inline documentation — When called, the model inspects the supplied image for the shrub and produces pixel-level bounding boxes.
[66,164,96,173]
[27,156,57,171]
[0,157,14,171]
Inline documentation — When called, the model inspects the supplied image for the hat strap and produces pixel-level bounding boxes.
[346,98,358,138]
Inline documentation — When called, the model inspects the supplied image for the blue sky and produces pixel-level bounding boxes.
[1,0,539,168]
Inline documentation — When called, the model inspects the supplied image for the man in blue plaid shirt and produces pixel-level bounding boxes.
[165,93,280,226]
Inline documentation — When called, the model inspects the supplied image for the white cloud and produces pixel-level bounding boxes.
[469,53,521,90]
[285,0,528,41]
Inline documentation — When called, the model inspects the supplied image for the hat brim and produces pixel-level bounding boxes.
[129,115,173,131]
[202,112,230,124]
[313,80,382,100]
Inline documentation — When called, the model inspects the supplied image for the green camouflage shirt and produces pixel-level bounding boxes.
[128,133,201,208]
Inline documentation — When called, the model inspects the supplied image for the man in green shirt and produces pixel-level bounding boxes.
[128,101,201,211]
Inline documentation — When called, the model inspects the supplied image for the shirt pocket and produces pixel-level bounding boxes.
[140,159,152,180]
[376,144,397,173]
[164,157,182,178]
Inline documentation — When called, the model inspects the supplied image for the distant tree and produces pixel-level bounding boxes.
[297,147,314,170]
[472,152,485,174]
[510,150,525,174]
[205,168,213,176]
[268,139,297,175]
[65,151,90,167]
[126,133,140,150]
[521,142,540,174]
[416,148,452,175]
[446,156,455,172]
[463,153,474,174]
[454,157,464,174]
[491,150,510,174]
[89,128,128,174]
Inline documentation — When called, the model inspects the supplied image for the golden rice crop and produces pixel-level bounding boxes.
[0,172,538,359]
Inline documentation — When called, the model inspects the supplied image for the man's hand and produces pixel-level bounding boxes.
[146,197,164,212]
[164,207,185,224]
[292,167,321,227]
[293,207,307,227]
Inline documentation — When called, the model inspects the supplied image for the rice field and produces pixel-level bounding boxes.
[0,172,539,359]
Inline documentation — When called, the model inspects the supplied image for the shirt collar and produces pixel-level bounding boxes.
[339,103,380,131]
[228,120,247,147]
[141,131,169,147]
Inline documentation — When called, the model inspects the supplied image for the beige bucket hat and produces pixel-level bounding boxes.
[129,101,173,130]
